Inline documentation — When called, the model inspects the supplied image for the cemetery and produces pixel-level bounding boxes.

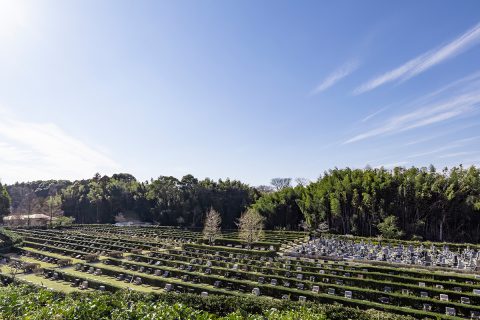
[1,225,479,319]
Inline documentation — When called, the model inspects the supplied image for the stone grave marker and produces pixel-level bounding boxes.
[445,307,455,316]
[461,297,470,304]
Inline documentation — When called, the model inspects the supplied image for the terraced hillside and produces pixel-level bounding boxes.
[1,226,480,319]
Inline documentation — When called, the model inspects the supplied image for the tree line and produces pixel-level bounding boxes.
[1,165,480,243]
[2,173,258,229]
[254,166,480,243]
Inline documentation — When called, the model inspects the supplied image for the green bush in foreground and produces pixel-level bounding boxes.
[0,284,415,320]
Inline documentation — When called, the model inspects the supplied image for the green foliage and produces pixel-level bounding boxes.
[295,166,480,242]
[53,216,75,227]
[253,186,304,230]
[57,174,257,227]
[0,227,23,247]
[0,284,414,320]
[3,164,480,243]
[0,182,11,218]
[377,216,404,239]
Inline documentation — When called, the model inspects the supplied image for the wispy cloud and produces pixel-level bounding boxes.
[438,151,478,159]
[354,22,480,94]
[0,108,120,183]
[345,93,479,144]
[361,106,390,122]
[345,73,480,144]
[310,60,359,95]
[404,122,480,146]
[406,137,480,159]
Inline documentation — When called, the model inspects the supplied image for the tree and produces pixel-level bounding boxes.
[256,185,274,194]
[237,208,264,246]
[270,178,291,191]
[44,194,63,227]
[15,188,42,227]
[295,178,309,187]
[202,208,222,245]
[52,216,75,227]
[253,186,304,230]
[315,221,329,234]
[377,216,404,239]
[0,182,10,218]
[87,174,107,224]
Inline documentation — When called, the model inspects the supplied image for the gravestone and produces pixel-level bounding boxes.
[445,307,455,316]
[379,297,389,304]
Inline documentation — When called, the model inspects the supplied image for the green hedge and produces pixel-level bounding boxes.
[0,283,416,320]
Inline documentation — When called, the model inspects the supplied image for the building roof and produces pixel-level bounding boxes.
[3,214,51,221]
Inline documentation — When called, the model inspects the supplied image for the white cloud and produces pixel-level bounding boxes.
[0,0,30,39]
[310,60,359,95]
[438,151,477,159]
[361,106,389,122]
[0,109,120,183]
[405,137,478,159]
[354,22,480,94]
[345,74,480,144]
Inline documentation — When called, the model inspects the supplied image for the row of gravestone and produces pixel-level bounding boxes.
[290,237,480,271]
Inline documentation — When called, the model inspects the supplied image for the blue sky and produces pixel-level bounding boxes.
[1,0,480,185]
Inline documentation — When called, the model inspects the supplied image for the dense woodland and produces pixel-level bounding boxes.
[1,165,480,243]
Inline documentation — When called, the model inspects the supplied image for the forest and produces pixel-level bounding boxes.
[1,165,480,243]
